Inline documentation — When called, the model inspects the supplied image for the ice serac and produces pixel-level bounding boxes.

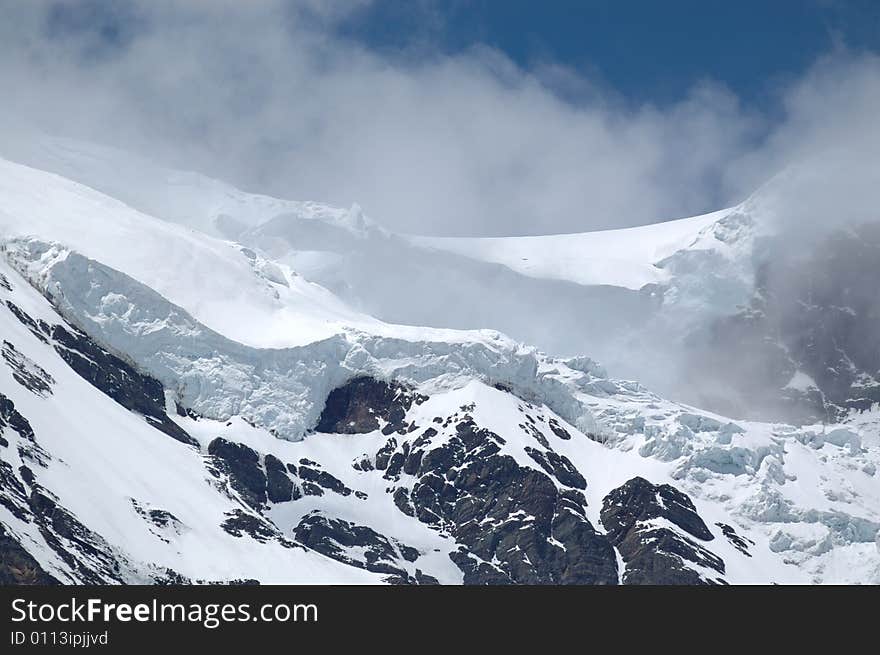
[684,220,880,423]
[1,151,879,585]
[0,256,386,584]
[2,237,609,442]
[4,142,878,426]
[1,242,879,583]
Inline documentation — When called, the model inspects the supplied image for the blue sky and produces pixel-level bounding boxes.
[338,1,880,108]
[42,1,880,110]
[2,1,879,235]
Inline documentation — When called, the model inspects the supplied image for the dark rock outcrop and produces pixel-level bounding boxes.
[0,524,60,585]
[207,440,358,508]
[297,461,354,496]
[601,476,713,543]
[524,446,587,490]
[293,512,434,584]
[685,221,880,424]
[27,489,128,584]
[601,477,724,585]
[208,438,267,510]
[716,522,754,557]
[315,376,426,434]
[264,454,295,503]
[0,392,37,445]
[131,499,184,543]
[2,340,54,397]
[0,392,48,467]
[220,510,283,544]
[4,301,196,446]
[390,415,619,585]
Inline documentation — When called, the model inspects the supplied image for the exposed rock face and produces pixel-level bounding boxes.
[0,403,132,585]
[315,376,426,434]
[208,438,268,510]
[0,391,49,471]
[312,377,738,585]
[27,490,130,585]
[205,436,428,581]
[379,414,618,585]
[5,300,196,446]
[220,510,279,543]
[716,522,753,557]
[601,477,713,543]
[131,499,184,543]
[524,446,587,489]
[2,340,54,397]
[264,454,294,503]
[207,440,360,511]
[293,513,435,584]
[686,221,880,424]
[0,392,37,448]
[0,524,59,584]
[295,459,356,497]
[601,477,724,585]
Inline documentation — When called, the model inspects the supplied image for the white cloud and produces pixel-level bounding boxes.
[0,0,877,236]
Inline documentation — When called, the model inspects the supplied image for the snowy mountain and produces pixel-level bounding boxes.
[8,134,855,424]
[1,150,879,585]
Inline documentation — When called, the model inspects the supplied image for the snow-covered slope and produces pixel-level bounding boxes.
[0,255,383,584]
[4,248,878,584]
[3,137,875,432]
[1,235,878,584]
[411,208,732,291]
[0,156,486,351]
[0,157,381,348]
[0,133,368,242]
[0,132,743,294]
[0,136,752,387]
[1,151,878,585]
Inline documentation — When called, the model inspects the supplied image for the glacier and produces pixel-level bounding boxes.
[0,149,878,585]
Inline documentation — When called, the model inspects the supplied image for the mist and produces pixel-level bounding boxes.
[1,0,880,424]
[0,0,874,239]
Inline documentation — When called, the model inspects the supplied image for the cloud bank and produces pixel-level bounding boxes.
[0,0,878,236]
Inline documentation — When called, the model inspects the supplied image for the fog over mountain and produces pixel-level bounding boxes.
[2,1,879,416]
[1,0,878,237]
[0,2,879,587]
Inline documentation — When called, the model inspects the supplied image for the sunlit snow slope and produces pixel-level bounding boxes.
[0,157,491,351]
[412,208,731,290]
[0,150,878,585]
